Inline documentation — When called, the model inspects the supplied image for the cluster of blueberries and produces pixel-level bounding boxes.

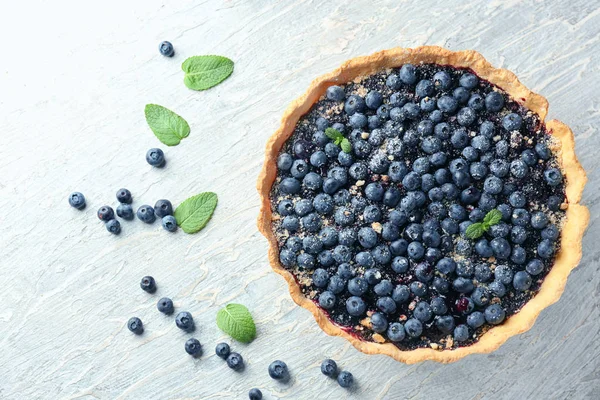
[127,276,200,357]
[273,63,565,346]
[68,187,177,234]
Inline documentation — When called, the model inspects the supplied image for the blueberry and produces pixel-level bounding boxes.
[364,268,382,285]
[490,159,509,178]
[185,338,202,357]
[282,215,300,232]
[279,248,296,267]
[371,312,388,333]
[313,194,334,215]
[535,142,552,160]
[433,276,450,294]
[468,93,484,111]
[494,265,514,285]
[453,277,474,294]
[97,206,115,222]
[407,242,425,260]
[325,142,341,158]
[531,211,549,230]
[326,85,346,101]
[279,177,301,194]
[509,191,526,208]
[175,311,195,332]
[116,188,132,204]
[521,149,537,166]
[435,315,455,334]
[433,71,452,90]
[364,90,383,109]
[227,352,244,371]
[293,139,313,158]
[68,192,86,209]
[453,87,470,104]
[146,148,165,167]
[386,138,405,157]
[471,287,490,307]
[316,117,329,131]
[417,119,435,136]
[485,304,506,325]
[346,277,367,296]
[117,204,134,220]
[337,371,354,388]
[338,151,353,167]
[349,113,368,129]
[344,95,365,115]
[435,122,451,139]
[140,276,156,293]
[337,263,355,280]
[249,388,263,400]
[349,162,368,181]
[537,239,555,259]
[127,317,144,334]
[386,74,401,90]
[318,250,334,267]
[451,128,470,149]
[404,318,423,338]
[502,113,522,131]
[459,72,479,89]
[416,79,434,98]
[489,281,506,297]
[485,91,504,112]
[387,322,406,342]
[436,257,456,275]
[215,342,231,359]
[441,218,459,234]
[526,259,544,275]
[467,311,485,329]
[375,295,397,315]
[277,153,293,170]
[421,97,437,112]
[399,63,417,85]
[542,225,559,240]
[474,239,493,258]
[483,176,503,194]
[460,186,481,204]
[136,205,156,223]
[365,183,384,201]
[303,172,322,191]
[496,139,509,157]
[291,159,309,179]
[402,102,421,119]
[544,168,563,186]
[510,159,529,179]
[346,296,366,316]
[154,199,173,218]
[512,208,530,227]
[491,238,511,259]
[321,359,338,378]
[391,256,410,273]
[159,41,174,57]
[106,219,121,234]
[318,291,336,309]
[410,281,428,297]
[457,107,477,126]
[453,325,470,342]
[413,301,433,322]
[324,177,342,196]
[157,297,174,314]
[333,245,352,264]
[438,95,458,113]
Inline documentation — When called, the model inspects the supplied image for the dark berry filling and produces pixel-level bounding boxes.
[270,64,566,350]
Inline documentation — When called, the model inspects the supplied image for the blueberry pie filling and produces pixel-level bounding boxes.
[268,63,569,350]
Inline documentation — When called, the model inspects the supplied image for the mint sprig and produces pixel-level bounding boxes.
[465,209,503,240]
[144,104,190,146]
[216,304,256,343]
[182,55,234,91]
[173,192,218,234]
[325,128,352,153]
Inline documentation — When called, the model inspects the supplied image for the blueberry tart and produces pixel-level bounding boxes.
[257,47,589,363]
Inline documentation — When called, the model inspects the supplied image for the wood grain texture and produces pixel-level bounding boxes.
[0,0,598,399]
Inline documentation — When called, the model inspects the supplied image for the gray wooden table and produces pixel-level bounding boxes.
[1,0,599,399]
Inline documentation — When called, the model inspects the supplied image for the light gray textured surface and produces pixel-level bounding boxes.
[1,0,599,399]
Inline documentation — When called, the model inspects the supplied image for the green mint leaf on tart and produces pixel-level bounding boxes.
[144,104,190,146]
[174,192,218,234]
[325,127,344,145]
[182,55,234,91]
[465,223,486,240]
[483,209,502,227]
[340,138,352,153]
[216,303,256,343]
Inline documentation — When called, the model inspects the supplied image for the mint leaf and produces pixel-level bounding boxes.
[340,138,352,153]
[144,104,190,146]
[325,127,343,142]
[182,55,234,91]
[465,223,486,239]
[216,303,256,343]
[483,209,502,227]
[174,192,218,234]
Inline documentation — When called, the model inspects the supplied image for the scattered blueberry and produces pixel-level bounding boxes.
[321,359,338,377]
[137,205,156,223]
[157,297,174,314]
[268,360,289,380]
[248,388,263,400]
[127,317,144,334]
[117,204,134,220]
[227,352,244,370]
[97,206,115,222]
[159,41,174,57]
[68,192,86,209]
[140,276,156,293]
[175,311,194,332]
[154,199,173,218]
[185,338,202,357]
[146,148,165,167]
[106,219,121,235]
[216,342,231,359]
[337,371,354,388]
[162,215,177,232]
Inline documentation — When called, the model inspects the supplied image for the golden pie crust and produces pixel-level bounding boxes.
[256,46,589,364]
